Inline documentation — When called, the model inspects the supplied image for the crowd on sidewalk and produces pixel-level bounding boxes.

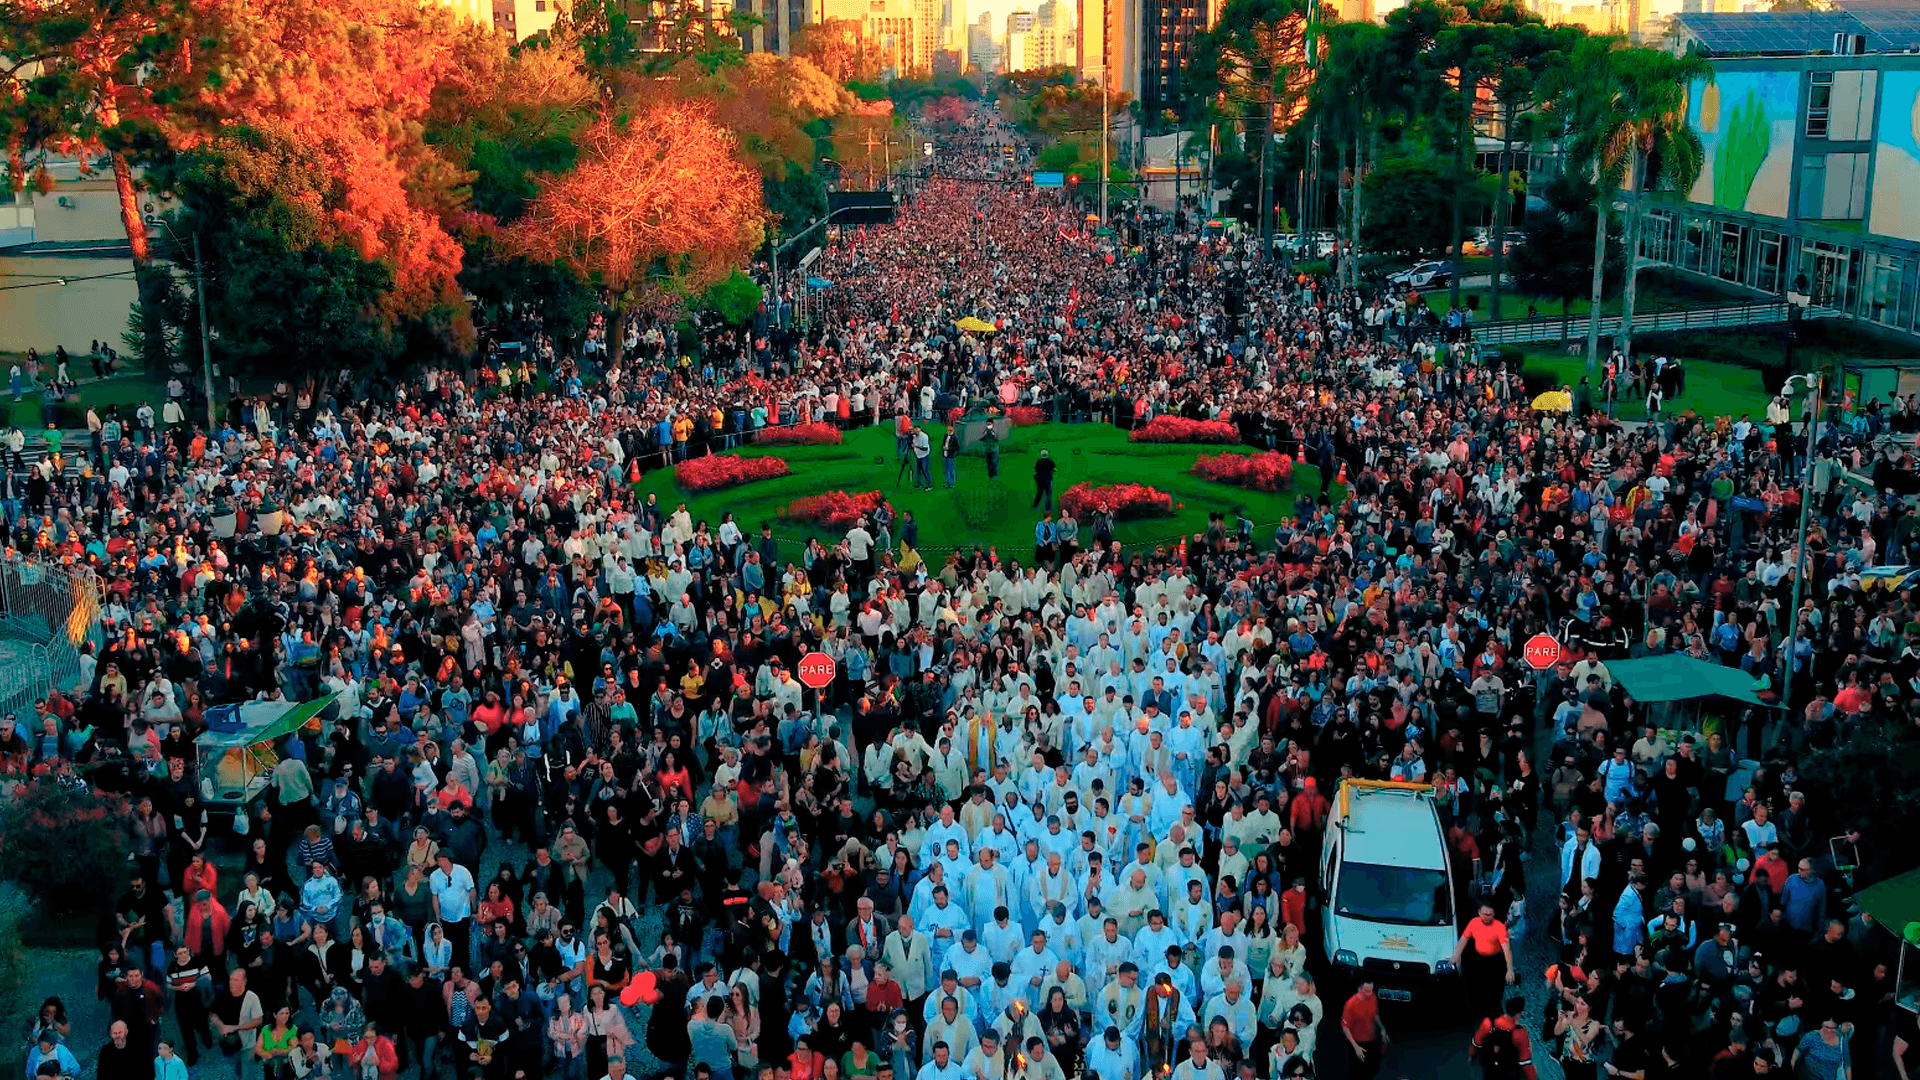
[10,124,1920,1080]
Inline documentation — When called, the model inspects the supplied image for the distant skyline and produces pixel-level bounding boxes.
[959,0,1069,58]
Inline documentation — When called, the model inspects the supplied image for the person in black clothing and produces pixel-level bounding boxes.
[164,945,214,1067]
[456,995,512,1080]
[115,877,169,976]
[359,953,408,1061]
[110,967,165,1056]
[403,964,448,1078]
[97,1020,153,1080]
[495,978,545,1080]
[654,830,701,899]
[1033,450,1056,510]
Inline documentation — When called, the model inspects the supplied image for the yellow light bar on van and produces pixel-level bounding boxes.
[1335,778,1436,821]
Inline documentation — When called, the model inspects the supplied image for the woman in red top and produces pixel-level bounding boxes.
[656,752,693,803]
[476,882,515,932]
[788,1035,826,1080]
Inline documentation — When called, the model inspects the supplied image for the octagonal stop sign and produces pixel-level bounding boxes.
[797,652,837,690]
[1523,633,1563,671]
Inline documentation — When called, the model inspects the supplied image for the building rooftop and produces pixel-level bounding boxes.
[1670,6,1920,56]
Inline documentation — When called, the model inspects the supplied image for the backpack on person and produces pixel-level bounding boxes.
[1482,1020,1521,1078]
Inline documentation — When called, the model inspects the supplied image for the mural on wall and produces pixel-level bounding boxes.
[1687,71,1796,217]
[1868,71,1920,243]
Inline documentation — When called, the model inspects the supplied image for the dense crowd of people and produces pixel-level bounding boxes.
[13,109,1920,1080]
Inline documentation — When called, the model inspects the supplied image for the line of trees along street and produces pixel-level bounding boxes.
[1,0,928,378]
[1036,0,1710,368]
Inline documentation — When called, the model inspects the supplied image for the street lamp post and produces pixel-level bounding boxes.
[769,205,868,323]
[1100,78,1110,227]
[192,233,214,431]
[157,218,217,431]
[1776,358,1819,737]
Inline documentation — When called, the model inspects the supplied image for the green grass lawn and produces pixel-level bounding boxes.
[634,422,1335,553]
[1522,353,1775,421]
[1429,271,1751,324]
[0,372,173,426]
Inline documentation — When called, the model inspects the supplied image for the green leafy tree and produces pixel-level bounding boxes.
[145,125,407,378]
[1191,0,1317,253]
[1430,2,1539,309]
[1479,23,1583,322]
[1510,171,1619,339]
[561,0,643,73]
[1596,48,1710,359]
[1360,154,1492,259]
[0,780,132,916]
[700,269,764,325]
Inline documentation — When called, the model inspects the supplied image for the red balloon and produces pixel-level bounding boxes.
[1104,253,1115,265]
[619,982,644,1008]
[635,970,662,1005]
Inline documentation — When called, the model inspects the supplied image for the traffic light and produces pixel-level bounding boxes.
[1068,174,1079,187]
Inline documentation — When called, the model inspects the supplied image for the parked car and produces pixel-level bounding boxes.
[1387,261,1451,290]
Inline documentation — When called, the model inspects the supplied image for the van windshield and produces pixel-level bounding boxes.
[1335,863,1452,926]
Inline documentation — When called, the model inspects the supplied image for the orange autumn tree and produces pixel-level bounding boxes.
[157,0,477,348]
[792,19,885,85]
[651,53,849,237]
[508,97,767,367]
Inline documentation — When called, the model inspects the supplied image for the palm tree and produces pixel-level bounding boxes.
[1484,23,1581,324]
[1538,33,1624,371]
[1191,0,1316,255]
[1308,23,1370,288]
[1597,48,1710,361]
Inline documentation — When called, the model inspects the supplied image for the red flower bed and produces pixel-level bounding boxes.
[675,454,792,493]
[754,422,844,446]
[1129,416,1241,444]
[1060,482,1174,521]
[1190,451,1295,491]
[787,490,885,531]
[1007,406,1046,426]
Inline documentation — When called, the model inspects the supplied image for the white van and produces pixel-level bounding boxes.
[1319,779,1461,1002]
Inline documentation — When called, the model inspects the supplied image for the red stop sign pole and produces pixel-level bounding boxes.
[797,652,837,690]
[1523,633,1563,671]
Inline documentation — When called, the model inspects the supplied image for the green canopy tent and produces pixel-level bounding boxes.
[1855,867,1920,1012]
[1606,655,1769,708]
[1604,655,1778,757]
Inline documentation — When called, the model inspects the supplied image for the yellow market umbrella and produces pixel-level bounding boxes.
[956,316,998,333]
[1530,390,1573,412]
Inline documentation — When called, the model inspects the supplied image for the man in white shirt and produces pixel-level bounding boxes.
[429,852,477,964]
[916,1041,966,1080]
[1085,1025,1139,1080]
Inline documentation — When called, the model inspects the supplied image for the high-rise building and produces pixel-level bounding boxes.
[914,0,940,73]
[440,0,493,27]
[1137,0,1222,119]
[1077,0,1136,93]
[491,0,569,40]
[1076,0,1106,81]
[940,0,969,69]
[1035,0,1072,69]
[969,12,1000,73]
[1005,10,1037,72]
[814,0,928,71]
[743,0,808,54]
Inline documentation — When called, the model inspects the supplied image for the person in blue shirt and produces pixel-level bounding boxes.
[27,1031,79,1079]
[1035,514,1056,565]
